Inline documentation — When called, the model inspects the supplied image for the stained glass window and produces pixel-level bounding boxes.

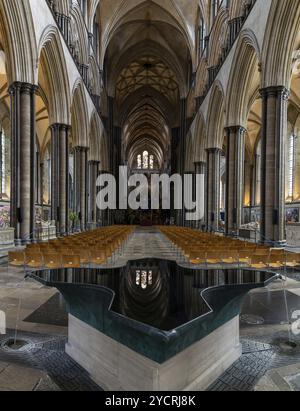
[136,270,154,290]
[143,151,149,169]
[149,155,154,170]
[137,152,156,169]
[288,134,296,200]
[137,154,142,169]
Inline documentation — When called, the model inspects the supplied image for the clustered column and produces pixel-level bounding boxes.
[9,82,37,244]
[194,161,206,229]
[88,160,100,227]
[225,126,246,235]
[260,86,289,245]
[74,146,88,231]
[50,124,70,236]
[206,148,221,232]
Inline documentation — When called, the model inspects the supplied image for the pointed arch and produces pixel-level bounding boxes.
[194,112,207,163]
[89,110,104,162]
[50,0,70,16]
[207,8,229,68]
[226,29,261,127]
[206,81,225,149]
[262,0,300,88]
[38,25,71,125]
[71,80,89,147]
[70,2,89,65]
[0,0,37,84]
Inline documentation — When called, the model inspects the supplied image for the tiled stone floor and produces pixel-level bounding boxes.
[0,227,300,391]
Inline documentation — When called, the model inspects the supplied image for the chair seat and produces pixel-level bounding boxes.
[27,261,42,268]
[251,263,267,269]
[268,262,284,268]
[10,261,24,267]
[239,258,250,263]
[190,259,206,265]
[206,259,220,264]
[222,258,238,264]
[286,262,298,267]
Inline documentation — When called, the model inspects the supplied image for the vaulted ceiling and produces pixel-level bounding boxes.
[99,0,193,171]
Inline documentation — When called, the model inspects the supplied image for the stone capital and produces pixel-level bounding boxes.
[8,82,38,96]
[259,86,290,100]
[225,125,247,135]
[50,123,71,132]
[74,146,89,153]
[205,147,222,155]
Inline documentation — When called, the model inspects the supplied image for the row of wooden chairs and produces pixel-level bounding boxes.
[187,249,300,269]
[9,225,134,270]
[159,226,300,270]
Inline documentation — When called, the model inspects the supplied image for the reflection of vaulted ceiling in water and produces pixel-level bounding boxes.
[103,0,192,171]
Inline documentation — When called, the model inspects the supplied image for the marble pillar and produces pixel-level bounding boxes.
[179,99,187,227]
[9,82,37,244]
[51,124,70,236]
[88,160,100,226]
[74,146,88,231]
[260,86,289,245]
[40,162,44,206]
[206,148,221,232]
[194,161,206,229]
[97,170,110,227]
[225,126,246,235]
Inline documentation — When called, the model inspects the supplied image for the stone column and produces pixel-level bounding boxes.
[183,171,193,228]
[50,124,59,226]
[88,160,100,226]
[260,86,289,245]
[194,161,206,229]
[9,82,37,244]
[50,124,70,236]
[97,169,109,227]
[59,125,70,235]
[179,98,187,227]
[206,148,221,232]
[225,126,246,235]
[40,162,44,205]
[74,147,81,230]
[74,146,88,231]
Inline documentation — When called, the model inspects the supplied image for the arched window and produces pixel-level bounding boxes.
[255,140,261,206]
[136,152,155,169]
[212,0,222,20]
[198,16,206,57]
[149,155,154,170]
[143,151,149,169]
[137,154,142,169]
[136,270,153,290]
[287,133,296,201]
[0,127,10,201]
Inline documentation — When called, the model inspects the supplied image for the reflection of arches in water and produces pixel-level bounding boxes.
[119,260,170,329]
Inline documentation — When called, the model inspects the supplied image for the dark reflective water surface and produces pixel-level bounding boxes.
[31,259,275,330]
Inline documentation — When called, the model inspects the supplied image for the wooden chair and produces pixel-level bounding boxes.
[62,254,81,269]
[43,253,62,269]
[8,251,25,268]
[267,249,286,269]
[250,255,268,270]
[206,252,222,265]
[285,253,300,269]
[90,249,107,266]
[238,251,252,266]
[221,251,239,264]
[189,251,207,265]
[25,253,44,269]
[74,249,91,266]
